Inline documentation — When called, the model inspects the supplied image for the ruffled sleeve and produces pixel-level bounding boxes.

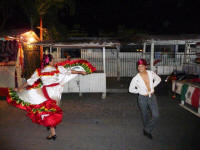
[27,70,40,86]
[58,66,71,75]
[57,66,78,85]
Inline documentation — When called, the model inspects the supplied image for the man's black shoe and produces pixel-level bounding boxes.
[143,130,153,139]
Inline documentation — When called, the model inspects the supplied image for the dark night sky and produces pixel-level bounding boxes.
[3,0,200,35]
[74,0,200,34]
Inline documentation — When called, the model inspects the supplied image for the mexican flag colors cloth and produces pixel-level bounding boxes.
[172,80,200,108]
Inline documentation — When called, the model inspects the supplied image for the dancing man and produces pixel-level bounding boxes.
[129,59,161,139]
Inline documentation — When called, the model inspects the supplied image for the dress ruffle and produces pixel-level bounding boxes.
[7,89,62,127]
[55,59,96,73]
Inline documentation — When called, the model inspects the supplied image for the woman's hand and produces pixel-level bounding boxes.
[81,71,87,75]
[14,82,28,92]
[14,88,23,92]
[14,88,18,92]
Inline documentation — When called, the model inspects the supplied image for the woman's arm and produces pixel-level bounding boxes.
[14,82,28,92]
[58,66,87,75]
[71,70,87,75]
[15,70,39,92]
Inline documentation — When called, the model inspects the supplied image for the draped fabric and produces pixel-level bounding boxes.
[191,88,200,108]
[174,82,183,94]
[172,80,176,92]
[173,81,200,108]
[0,87,9,96]
[185,86,195,105]
[180,84,189,101]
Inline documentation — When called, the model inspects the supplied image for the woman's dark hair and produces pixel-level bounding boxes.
[41,54,53,69]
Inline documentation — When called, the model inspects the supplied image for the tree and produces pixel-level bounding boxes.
[18,0,76,60]
[18,0,76,39]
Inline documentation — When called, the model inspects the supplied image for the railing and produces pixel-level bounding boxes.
[22,49,198,78]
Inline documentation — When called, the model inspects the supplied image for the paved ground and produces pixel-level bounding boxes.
[0,78,200,150]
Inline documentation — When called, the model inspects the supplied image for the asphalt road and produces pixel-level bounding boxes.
[0,79,200,150]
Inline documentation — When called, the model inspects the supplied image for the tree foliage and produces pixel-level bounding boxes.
[0,0,76,40]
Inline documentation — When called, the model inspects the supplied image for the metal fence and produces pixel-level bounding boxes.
[81,50,197,77]
[22,49,197,78]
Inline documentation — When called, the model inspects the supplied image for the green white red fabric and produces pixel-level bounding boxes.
[173,81,200,108]
[185,86,195,105]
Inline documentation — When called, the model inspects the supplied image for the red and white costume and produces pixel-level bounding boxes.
[7,65,78,127]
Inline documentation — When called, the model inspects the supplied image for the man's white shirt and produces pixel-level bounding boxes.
[129,70,161,96]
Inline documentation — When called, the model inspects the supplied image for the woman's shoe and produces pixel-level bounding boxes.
[46,135,57,141]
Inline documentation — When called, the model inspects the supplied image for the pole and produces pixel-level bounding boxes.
[103,46,106,73]
[116,45,120,81]
[40,16,43,61]
[143,42,146,59]
[150,41,154,71]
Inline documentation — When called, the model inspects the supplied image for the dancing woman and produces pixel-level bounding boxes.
[7,54,87,140]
